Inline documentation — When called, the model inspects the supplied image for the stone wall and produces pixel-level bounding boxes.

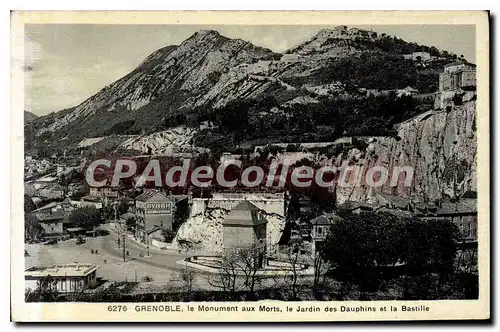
[192,192,286,217]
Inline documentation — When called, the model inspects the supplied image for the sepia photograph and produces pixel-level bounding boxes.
[10,11,490,322]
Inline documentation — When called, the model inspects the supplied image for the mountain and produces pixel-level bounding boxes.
[28,26,462,152]
[32,30,280,140]
[24,111,38,123]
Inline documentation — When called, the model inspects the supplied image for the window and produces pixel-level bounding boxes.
[317,227,323,235]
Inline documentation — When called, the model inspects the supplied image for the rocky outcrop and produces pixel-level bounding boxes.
[118,124,211,155]
[172,207,286,254]
[335,92,476,203]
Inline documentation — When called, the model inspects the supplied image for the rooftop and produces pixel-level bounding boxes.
[136,189,169,202]
[31,201,59,213]
[436,200,477,215]
[444,61,476,68]
[375,207,414,218]
[36,211,70,222]
[25,263,99,278]
[224,201,268,227]
[376,193,412,209]
[34,176,58,183]
[81,195,102,203]
[310,212,344,226]
[339,201,377,211]
[232,200,260,211]
[120,212,136,220]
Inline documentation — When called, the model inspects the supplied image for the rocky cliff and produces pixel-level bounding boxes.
[335,91,476,203]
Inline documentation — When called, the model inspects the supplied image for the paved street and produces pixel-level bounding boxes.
[25,230,196,284]
[25,223,310,293]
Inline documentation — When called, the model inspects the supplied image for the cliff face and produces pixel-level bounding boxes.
[172,208,285,253]
[118,124,212,155]
[336,92,477,203]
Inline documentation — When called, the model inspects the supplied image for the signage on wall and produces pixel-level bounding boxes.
[145,203,172,214]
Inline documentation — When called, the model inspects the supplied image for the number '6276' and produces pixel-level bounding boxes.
[108,305,127,312]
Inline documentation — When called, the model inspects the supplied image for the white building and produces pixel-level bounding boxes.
[25,263,99,293]
[310,212,344,253]
[403,51,431,62]
[89,186,119,198]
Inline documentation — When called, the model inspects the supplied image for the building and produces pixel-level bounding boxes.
[420,192,477,274]
[309,212,343,253]
[196,192,286,217]
[339,201,376,214]
[418,193,477,243]
[31,198,98,238]
[403,51,431,62]
[133,189,189,241]
[37,183,65,200]
[80,195,103,209]
[89,186,119,198]
[25,263,99,293]
[374,193,413,211]
[31,200,74,238]
[438,201,477,242]
[31,198,77,219]
[439,61,477,91]
[35,212,66,237]
[223,201,268,258]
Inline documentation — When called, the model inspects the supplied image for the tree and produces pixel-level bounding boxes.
[321,211,459,298]
[321,212,399,296]
[24,195,37,213]
[26,275,59,302]
[311,244,332,300]
[102,199,129,221]
[401,218,459,286]
[282,244,302,300]
[207,250,240,300]
[125,216,136,232]
[180,268,197,301]
[233,246,265,300]
[116,199,130,216]
[68,206,101,230]
[25,214,44,243]
[162,229,176,243]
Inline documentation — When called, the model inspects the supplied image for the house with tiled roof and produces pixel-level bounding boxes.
[374,193,413,211]
[439,60,476,91]
[223,201,268,265]
[339,201,377,214]
[419,193,477,243]
[133,189,189,242]
[309,212,344,253]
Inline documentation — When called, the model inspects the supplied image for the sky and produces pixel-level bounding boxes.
[23,24,476,116]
